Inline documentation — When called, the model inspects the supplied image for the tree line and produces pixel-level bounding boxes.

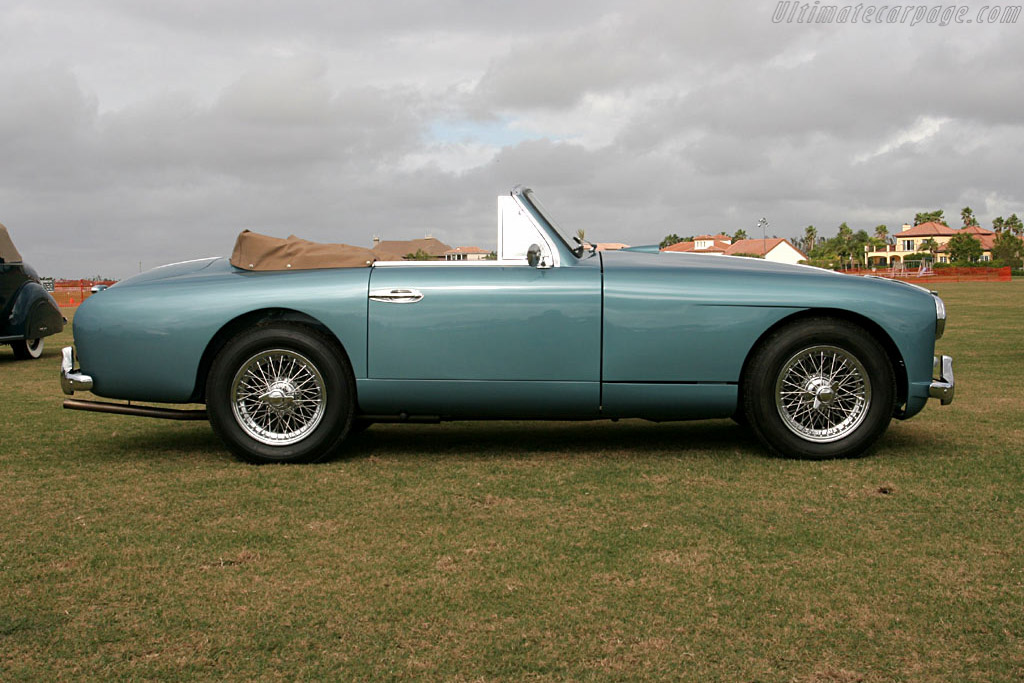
[660,206,1024,268]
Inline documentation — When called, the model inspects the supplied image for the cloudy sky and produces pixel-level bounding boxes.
[2,0,1022,278]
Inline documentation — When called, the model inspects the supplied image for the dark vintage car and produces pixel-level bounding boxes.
[1,223,64,359]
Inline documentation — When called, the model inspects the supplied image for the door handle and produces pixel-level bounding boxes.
[369,288,424,304]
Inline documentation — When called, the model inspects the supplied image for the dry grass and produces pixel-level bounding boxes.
[1,281,1022,680]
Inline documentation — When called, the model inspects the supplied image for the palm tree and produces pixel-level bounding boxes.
[961,206,976,227]
[874,224,889,243]
[659,234,682,249]
[804,225,817,252]
[1007,214,1023,237]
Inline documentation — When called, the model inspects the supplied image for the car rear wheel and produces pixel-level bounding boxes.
[207,324,354,464]
[742,318,895,460]
[11,338,44,360]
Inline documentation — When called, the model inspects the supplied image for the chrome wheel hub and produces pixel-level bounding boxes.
[806,377,835,409]
[231,349,326,446]
[775,345,871,443]
[261,382,298,409]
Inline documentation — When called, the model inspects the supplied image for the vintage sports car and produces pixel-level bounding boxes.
[61,187,954,463]
[1,222,64,359]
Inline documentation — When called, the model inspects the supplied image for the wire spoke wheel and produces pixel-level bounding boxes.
[230,348,327,446]
[775,344,871,443]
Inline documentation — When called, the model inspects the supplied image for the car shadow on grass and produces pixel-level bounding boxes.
[78,418,932,465]
[93,423,230,462]
[101,419,763,464]
[348,419,763,461]
[0,348,60,364]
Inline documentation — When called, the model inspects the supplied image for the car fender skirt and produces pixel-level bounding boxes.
[9,282,64,339]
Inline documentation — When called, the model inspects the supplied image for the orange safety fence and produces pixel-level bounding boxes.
[844,266,1012,283]
[51,280,117,307]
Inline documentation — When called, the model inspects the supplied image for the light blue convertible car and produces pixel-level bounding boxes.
[61,186,954,463]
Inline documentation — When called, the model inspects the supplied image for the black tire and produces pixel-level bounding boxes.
[730,410,749,428]
[350,419,373,434]
[742,318,895,460]
[206,324,355,464]
[11,338,44,360]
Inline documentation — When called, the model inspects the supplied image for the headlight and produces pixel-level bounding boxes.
[932,293,946,340]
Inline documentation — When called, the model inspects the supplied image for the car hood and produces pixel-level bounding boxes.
[601,249,843,277]
[599,248,934,298]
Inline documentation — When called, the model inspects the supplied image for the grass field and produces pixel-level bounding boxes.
[2,282,1022,681]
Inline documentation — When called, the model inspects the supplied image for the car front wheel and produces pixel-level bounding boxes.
[207,324,355,464]
[11,338,44,360]
[742,318,895,460]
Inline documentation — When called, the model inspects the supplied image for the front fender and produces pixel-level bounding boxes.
[8,282,64,339]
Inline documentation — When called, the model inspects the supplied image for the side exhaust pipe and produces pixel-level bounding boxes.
[63,398,207,421]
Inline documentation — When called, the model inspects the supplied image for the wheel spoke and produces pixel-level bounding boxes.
[775,345,872,443]
[230,348,327,446]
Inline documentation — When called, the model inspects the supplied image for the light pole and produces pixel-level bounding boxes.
[758,217,768,258]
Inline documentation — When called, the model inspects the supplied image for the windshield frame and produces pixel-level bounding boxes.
[512,187,582,261]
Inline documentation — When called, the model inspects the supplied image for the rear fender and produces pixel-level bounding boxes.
[8,282,64,339]
[189,308,348,403]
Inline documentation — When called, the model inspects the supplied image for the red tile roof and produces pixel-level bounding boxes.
[935,234,994,252]
[896,222,958,237]
[725,238,807,258]
[959,225,995,235]
[662,240,731,253]
[445,246,490,255]
[372,237,452,260]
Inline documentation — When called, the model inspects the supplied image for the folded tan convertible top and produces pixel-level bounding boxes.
[230,230,375,271]
[0,222,23,263]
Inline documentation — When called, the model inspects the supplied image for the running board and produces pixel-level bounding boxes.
[63,398,208,421]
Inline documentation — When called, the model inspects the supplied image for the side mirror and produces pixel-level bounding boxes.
[527,244,542,268]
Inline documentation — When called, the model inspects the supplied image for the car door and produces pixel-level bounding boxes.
[359,261,602,418]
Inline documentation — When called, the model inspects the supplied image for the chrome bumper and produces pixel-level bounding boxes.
[929,355,954,405]
[60,346,93,395]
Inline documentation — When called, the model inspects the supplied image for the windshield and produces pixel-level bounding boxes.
[521,189,581,256]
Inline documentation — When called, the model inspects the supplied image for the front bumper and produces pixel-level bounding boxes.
[929,355,954,405]
[60,346,93,394]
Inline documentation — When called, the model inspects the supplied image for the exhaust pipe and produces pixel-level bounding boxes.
[63,398,207,421]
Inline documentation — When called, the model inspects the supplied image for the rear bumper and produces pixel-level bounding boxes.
[929,355,954,405]
[60,346,93,394]
[60,345,206,419]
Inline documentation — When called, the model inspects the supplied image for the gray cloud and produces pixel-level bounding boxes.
[1,1,1022,277]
